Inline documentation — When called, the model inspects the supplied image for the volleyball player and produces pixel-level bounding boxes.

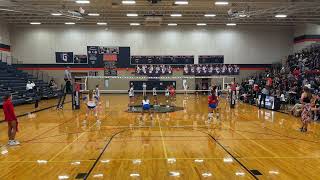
[3,94,20,146]
[84,90,99,123]
[183,79,188,96]
[128,86,135,110]
[208,86,219,121]
[95,84,100,102]
[142,96,151,115]
[169,85,176,101]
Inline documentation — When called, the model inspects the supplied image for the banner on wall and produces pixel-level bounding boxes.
[74,55,88,64]
[198,55,224,64]
[98,47,119,55]
[55,52,73,63]
[103,54,118,62]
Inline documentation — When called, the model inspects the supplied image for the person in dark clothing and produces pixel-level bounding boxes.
[259,86,269,109]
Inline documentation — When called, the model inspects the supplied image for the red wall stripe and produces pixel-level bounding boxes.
[0,48,10,52]
[294,38,320,44]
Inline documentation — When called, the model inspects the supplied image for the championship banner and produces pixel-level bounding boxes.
[74,55,88,64]
[87,46,99,66]
[55,52,73,63]
[98,47,119,55]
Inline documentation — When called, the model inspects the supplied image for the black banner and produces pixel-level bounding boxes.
[199,55,224,64]
[55,52,73,63]
[74,55,88,64]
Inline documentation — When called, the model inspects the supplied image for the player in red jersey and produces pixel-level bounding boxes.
[208,86,219,121]
[2,94,20,146]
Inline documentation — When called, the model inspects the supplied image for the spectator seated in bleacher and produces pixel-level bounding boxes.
[239,43,320,116]
[26,80,34,93]
[49,79,58,89]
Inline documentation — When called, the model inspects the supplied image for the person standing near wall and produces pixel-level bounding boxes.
[64,66,72,94]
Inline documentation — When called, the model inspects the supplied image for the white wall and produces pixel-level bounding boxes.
[0,20,11,62]
[0,21,10,45]
[10,25,293,64]
[294,23,320,52]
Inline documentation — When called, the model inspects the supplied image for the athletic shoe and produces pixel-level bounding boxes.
[8,140,18,146]
[13,140,20,145]
[7,140,13,145]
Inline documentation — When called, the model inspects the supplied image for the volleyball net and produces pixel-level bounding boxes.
[75,75,236,94]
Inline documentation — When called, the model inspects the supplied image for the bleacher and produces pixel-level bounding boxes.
[0,61,60,106]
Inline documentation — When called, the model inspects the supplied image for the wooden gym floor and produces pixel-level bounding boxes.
[0,94,320,180]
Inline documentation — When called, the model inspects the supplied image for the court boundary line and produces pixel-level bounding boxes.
[84,129,129,180]
[199,130,259,180]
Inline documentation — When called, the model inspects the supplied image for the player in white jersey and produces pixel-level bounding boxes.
[183,79,188,96]
[128,86,135,107]
[142,83,147,97]
[184,65,189,74]
[83,90,99,123]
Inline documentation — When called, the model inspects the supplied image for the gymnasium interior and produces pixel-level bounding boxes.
[0,0,320,179]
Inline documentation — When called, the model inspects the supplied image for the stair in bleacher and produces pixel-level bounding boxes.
[0,62,61,106]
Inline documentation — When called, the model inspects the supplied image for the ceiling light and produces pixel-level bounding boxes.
[275,14,287,18]
[197,23,207,26]
[168,23,177,26]
[174,1,188,5]
[75,0,90,4]
[88,13,100,16]
[30,22,41,25]
[122,0,136,4]
[226,23,236,26]
[130,23,140,26]
[65,22,75,25]
[239,14,246,17]
[215,1,229,5]
[97,22,107,25]
[204,14,216,17]
[127,13,138,17]
[170,14,182,17]
[51,13,62,16]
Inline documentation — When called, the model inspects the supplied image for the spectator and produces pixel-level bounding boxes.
[300,87,312,132]
[259,86,269,109]
[49,79,58,89]
[26,80,33,93]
